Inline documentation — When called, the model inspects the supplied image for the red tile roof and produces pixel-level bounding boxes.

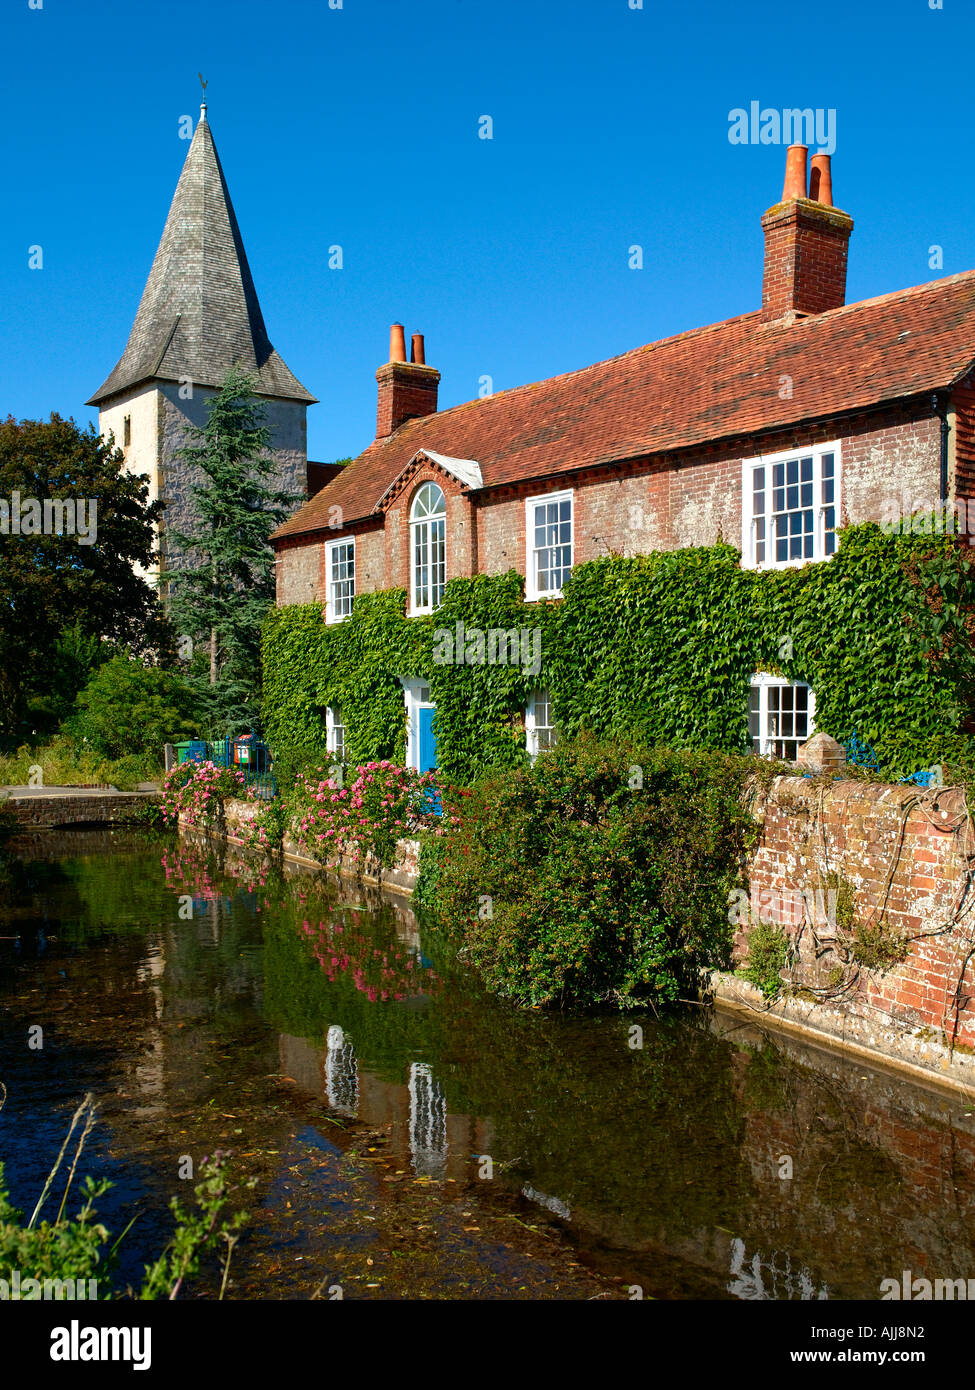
[273,271,975,541]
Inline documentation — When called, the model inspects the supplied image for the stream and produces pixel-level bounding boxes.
[1,829,974,1301]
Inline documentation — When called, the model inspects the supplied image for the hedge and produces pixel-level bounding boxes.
[261,523,975,785]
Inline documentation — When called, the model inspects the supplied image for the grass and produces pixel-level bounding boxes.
[0,737,163,792]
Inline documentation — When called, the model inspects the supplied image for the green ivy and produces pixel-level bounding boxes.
[262,523,975,785]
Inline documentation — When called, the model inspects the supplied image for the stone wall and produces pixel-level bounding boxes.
[3,791,158,828]
[181,797,420,898]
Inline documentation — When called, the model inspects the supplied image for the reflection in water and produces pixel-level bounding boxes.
[522,1185,571,1221]
[728,1237,829,1301]
[3,832,975,1301]
[409,1062,448,1179]
[325,1025,359,1118]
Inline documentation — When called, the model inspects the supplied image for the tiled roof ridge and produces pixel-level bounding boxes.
[364,270,975,454]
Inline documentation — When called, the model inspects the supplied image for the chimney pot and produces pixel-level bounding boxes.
[389,323,407,363]
[411,333,425,365]
[809,153,833,207]
[781,144,808,201]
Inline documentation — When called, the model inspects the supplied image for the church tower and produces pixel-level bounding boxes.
[87,100,316,579]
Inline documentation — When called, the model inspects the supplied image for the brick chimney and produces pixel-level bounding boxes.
[760,146,853,324]
[375,324,440,437]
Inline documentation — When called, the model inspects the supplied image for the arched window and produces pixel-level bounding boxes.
[410,482,446,614]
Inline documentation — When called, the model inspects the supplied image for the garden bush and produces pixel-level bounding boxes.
[291,760,446,870]
[421,733,759,1010]
[67,655,200,761]
[159,760,247,831]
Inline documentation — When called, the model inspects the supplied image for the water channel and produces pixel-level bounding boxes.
[1,829,973,1300]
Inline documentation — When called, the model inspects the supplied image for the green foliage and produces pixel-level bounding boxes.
[166,369,301,736]
[28,625,113,735]
[0,1167,112,1296]
[849,919,909,972]
[737,921,790,999]
[263,524,975,786]
[67,655,200,760]
[0,414,172,746]
[138,1155,252,1301]
[423,734,753,1010]
[0,1091,249,1300]
[0,736,163,792]
[262,589,426,787]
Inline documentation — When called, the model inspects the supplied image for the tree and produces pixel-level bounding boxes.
[68,655,200,760]
[0,414,170,745]
[165,369,299,737]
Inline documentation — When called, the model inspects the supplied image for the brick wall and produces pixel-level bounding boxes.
[274,401,944,608]
[760,201,853,321]
[740,776,975,1051]
[376,362,440,438]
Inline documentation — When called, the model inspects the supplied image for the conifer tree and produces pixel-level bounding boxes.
[165,368,299,736]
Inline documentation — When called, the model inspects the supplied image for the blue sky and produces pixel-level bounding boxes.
[3,0,972,463]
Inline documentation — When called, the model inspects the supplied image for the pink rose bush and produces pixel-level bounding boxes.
[160,759,247,831]
[293,760,445,871]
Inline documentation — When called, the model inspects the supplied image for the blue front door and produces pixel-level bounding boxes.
[418,706,437,772]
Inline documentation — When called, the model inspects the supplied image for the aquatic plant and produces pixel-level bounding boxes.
[0,1088,252,1300]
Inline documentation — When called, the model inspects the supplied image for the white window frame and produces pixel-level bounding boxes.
[525,489,574,601]
[749,672,816,761]
[325,536,355,624]
[741,442,841,571]
[525,688,557,759]
[325,706,346,763]
[409,483,447,616]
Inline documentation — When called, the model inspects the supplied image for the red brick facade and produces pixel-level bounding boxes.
[376,361,440,439]
[272,146,975,607]
[741,777,975,1050]
[276,401,952,606]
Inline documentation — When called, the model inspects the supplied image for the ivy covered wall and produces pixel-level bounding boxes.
[262,524,974,784]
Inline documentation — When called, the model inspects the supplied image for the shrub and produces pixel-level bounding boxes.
[159,760,247,831]
[68,656,199,761]
[737,921,790,999]
[292,760,445,871]
[424,733,756,1010]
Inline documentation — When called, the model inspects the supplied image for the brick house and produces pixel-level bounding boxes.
[272,145,975,773]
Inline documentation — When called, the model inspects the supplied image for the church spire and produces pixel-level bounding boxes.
[88,105,315,407]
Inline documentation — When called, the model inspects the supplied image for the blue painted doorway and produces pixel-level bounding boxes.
[418,706,437,772]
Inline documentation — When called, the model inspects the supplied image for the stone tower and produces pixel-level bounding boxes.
[87,101,316,580]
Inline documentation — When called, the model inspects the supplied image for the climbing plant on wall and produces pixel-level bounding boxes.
[262,523,975,786]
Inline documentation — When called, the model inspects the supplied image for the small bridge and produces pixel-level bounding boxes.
[0,785,159,829]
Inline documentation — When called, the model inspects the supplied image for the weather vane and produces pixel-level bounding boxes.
[198,73,208,103]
